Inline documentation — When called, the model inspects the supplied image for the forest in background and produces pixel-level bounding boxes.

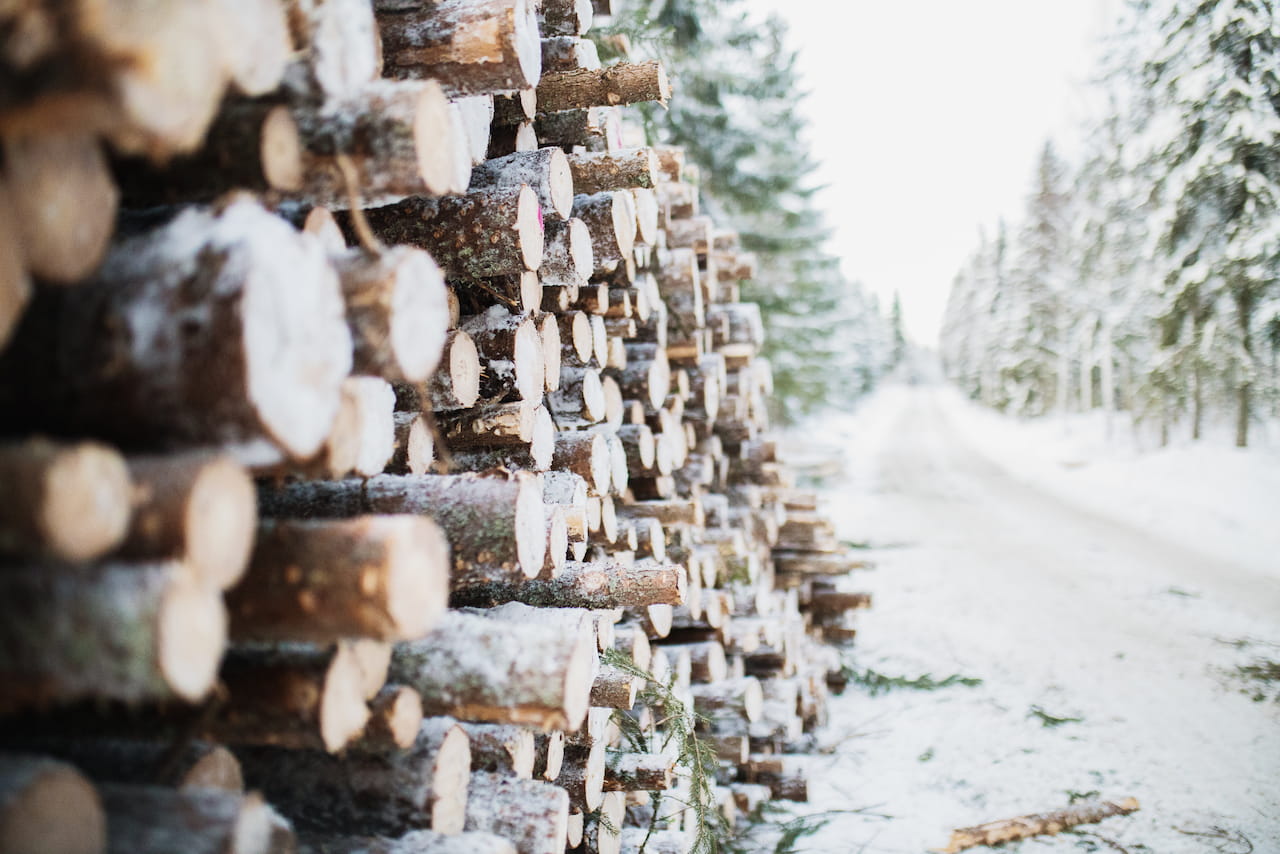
[591,0,905,420]
[940,0,1280,447]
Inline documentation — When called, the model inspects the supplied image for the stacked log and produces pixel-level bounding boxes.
[0,1,877,852]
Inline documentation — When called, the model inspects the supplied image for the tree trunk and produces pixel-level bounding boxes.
[282,0,380,102]
[226,516,449,644]
[0,561,225,711]
[464,772,569,854]
[555,740,605,812]
[0,199,352,465]
[589,664,640,709]
[235,717,472,836]
[402,329,483,412]
[552,430,612,495]
[378,0,542,96]
[603,753,675,791]
[348,685,425,753]
[389,608,596,731]
[541,36,601,73]
[572,192,634,273]
[359,185,543,280]
[462,304,546,404]
[0,755,105,854]
[98,785,281,854]
[536,62,669,113]
[386,412,436,475]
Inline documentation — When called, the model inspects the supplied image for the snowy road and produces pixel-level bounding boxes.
[792,386,1280,854]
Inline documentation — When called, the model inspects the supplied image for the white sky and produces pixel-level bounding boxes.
[741,0,1117,345]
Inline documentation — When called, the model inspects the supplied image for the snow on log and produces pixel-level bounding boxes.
[389,607,595,731]
[938,798,1141,853]
[470,148,574,221]
[0,199,352,466]
[332,246,449,383]
[457,722,536,778]
[450,560,686,609]
[565,149,658,195]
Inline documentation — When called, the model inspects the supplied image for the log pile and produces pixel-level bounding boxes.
[0,1,875,852]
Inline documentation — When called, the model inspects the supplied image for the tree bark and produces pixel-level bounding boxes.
[462,304,547,403]
[0,561,225,711]
[235,718,472,836]
[389,609,596,731]
[552,430,612,495]
[603,753,674,791]
[458,722,536,778]
[572,192,634,273]
[0,199,352,466]
[541,218,594,289]
[348,685,425,753]
[541,37,601,73]
[378,0,542,96]
[536,62,669,113]
[0,755,105,854]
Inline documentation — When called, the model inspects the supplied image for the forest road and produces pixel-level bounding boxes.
[807,386,1280,854]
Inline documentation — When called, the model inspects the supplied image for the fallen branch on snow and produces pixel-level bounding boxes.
[934,797,1140,852]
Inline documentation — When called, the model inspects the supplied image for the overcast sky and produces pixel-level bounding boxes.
[741,0,1117,345]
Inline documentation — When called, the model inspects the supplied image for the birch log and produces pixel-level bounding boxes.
[464,772,569,854]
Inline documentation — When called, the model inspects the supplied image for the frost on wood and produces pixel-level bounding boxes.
[0,199,352,465]
[389,608,596,730]
[470,148,574,221]
[464,772,569,854]
[450,560,686,609]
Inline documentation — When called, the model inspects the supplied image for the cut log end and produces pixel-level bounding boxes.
[261,104,305,192]
[388,516,452,639]
[415,79,464,195]
[517,474,550,578]
[178,454,257,590]
[159,571,229,703]
[0,757,105,854]
[518,183,546,272]
[40,441,133,563]
[432,724,473,835]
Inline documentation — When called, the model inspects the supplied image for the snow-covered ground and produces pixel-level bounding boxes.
[776,383,1280,854]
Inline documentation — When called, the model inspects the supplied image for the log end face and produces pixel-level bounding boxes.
[449,330,483,409]
[184,455,257,590]
[260,105,305,192]
[515,474,549,579]
[514,0,544,90]
[42,441,132,563]
[0,758,105,854]
[431,724,473,835]
[561,624,598,733]
[517,184,546,273]
[320,643,375,752]
[238,204,353,460]
[567,218,595,287]
[388,515,452,640]
[512,316,546,403]
[180,745,244,792]
[158,569,227,703]
[230,791,274,854]
[530,405,556,471]
[390,247,450,383]
[413,80,463,196]
[547,148,575,220]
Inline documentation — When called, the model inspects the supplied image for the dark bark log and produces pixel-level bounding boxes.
[565,149,657,195]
